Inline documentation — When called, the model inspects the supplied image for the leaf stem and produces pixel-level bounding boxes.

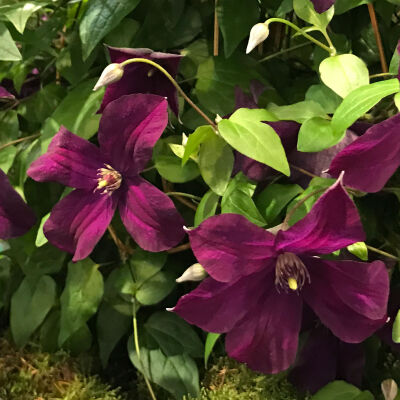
[370,72,395,79]
[0,134,40,151]
[166,242,191,254]
[166,192,202,201]
[107,225,134,260]
[265,18,336,56]
[259,42,312,63]
[365,245,399,261]
[119,58,217,129]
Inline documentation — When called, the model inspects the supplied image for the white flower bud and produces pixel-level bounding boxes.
[182,133,188,147]
[246,23,269,54]
[176,263,207,283]
[93,63,124,91]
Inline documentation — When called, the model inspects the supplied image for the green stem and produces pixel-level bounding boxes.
[259,42,312,63]
[120,58,216,129]
[366,245,399,261]
[370,72,396,79]
[265,18,336,56]
[320,28,336,56]
[0,133,40,151]
[166,192,202,201]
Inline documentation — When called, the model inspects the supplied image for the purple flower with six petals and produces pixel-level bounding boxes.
[171,177,389,373]
[28,94,185,261]
[98,46,182,116]
[0,169,36,239]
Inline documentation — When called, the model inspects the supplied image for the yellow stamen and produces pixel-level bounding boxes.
[97,179,108,189]
[288,278,298,291]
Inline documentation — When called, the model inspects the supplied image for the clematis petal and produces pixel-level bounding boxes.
[172,269,269,333]
[98,94,168,174]
[187,213,275,283]
[328,114,400,192]
[226,290,302,374]
[0,169,36,239]
[119,177,184,252]
[99,46,182,115]
[0,86,15,99]
[310,0,335,13]
[302,257,389,342]
[44,189,118,262]
[27,126,104,190]
[275,176,365,255]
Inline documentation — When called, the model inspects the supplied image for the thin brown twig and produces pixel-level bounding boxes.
[367,3,388,73]
[167,242,191,254]
[213,0,219,56]
[290,164,320,179]
[0,134,40,151]
[173,196,198,211]
[107,225,134,259]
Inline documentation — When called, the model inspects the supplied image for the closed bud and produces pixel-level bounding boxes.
[246,23,269,54]
[93,63,124,91]
[176,263,207,283]
[182,133,188,147]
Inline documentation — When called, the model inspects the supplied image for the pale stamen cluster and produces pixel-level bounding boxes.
[95,164,122,196]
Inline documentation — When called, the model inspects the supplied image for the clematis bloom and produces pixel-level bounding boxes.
[28,94,185,261]
[171,176,389,374]
[311,0,335,13]
[98,46,182,116]
[0,169,36,239]
[327,113,400,193]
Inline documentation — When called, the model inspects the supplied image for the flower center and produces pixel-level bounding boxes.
[275,252,310,293]
[95,164,122,196]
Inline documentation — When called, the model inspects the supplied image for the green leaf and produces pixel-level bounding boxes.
[230,107,277,123]
[268,101,327,123]
[312,381,373,400]
[0,110,19,145]
[204,332,220,368]
[0,146,17,173]
[97,302,130,368]
[255,183,303,225]
[194,190,220,227]
[216,0,260,58]
[130,249,175,306]
[35,213,49,247]
[319,54,369,98]
[198,135,234,196]
[332,79,400,138]
[59,260,104,346]
[334,0,369,14]
[297,117,339,152]
[218,119,289,176]
[293,0,334,30]
[392,309,400,344]
[0,22,21,61]
[183,125,214,165]
[145,311,203,358]
[0,2,45,34]
[79,0,142,59]
[305,84,342,114]
[11,275,56,347]
[347,242,368,261]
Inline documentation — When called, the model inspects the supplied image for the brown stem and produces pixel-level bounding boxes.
[367,3,388,73]
[290,164,320,179]
[213,0,219,56]
[0,134,40,151]
[173,196,197,211]
[167,242,191,254]
[107,225,134,260]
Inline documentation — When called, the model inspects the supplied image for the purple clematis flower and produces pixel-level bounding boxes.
[327,113,400,193]
[0,169,36,239]
[27,94,185,261]
[98,46,182,116]
[311,0,336,13]
[171,176,389,374]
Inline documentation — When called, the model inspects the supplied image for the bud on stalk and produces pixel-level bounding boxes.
[93,63,124,91]
[246,23,269,54]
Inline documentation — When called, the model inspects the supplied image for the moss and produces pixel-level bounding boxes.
[0,338,124,400]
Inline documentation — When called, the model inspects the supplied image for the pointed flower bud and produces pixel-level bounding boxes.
[246,23,269,54]
[176,263,207,283]
[93,63,124,91]
[182,133,188,147]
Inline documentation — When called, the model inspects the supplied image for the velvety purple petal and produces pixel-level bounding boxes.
[99,47,182,116]
[303,257,389,342]
[311,0,335,13]
[98,94,168,175]
[0,86,15,99]
[226,290,302,374]
[187,213,276,283]
[0,169,36,239]
[44,189,118,261]
[172,269,269,333]
[328,114,400,192]
[27,126,104,190]
[118,177,184,252]
[275,176,365,255]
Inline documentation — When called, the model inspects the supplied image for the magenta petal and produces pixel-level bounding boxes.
[226,290,302,374]
[0,169,36,239]
[98,94,168,174]
[0,86,15,99]
[303,257,389,342]
[188,214,275,283]
[310,0,335,13]
[27,126,104,190]
[328,114,400,192]
[99,47,182,116]
[44,189,118,261]
[172,271,268,333]
[119,177,184,252]
[275,176,365,255]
